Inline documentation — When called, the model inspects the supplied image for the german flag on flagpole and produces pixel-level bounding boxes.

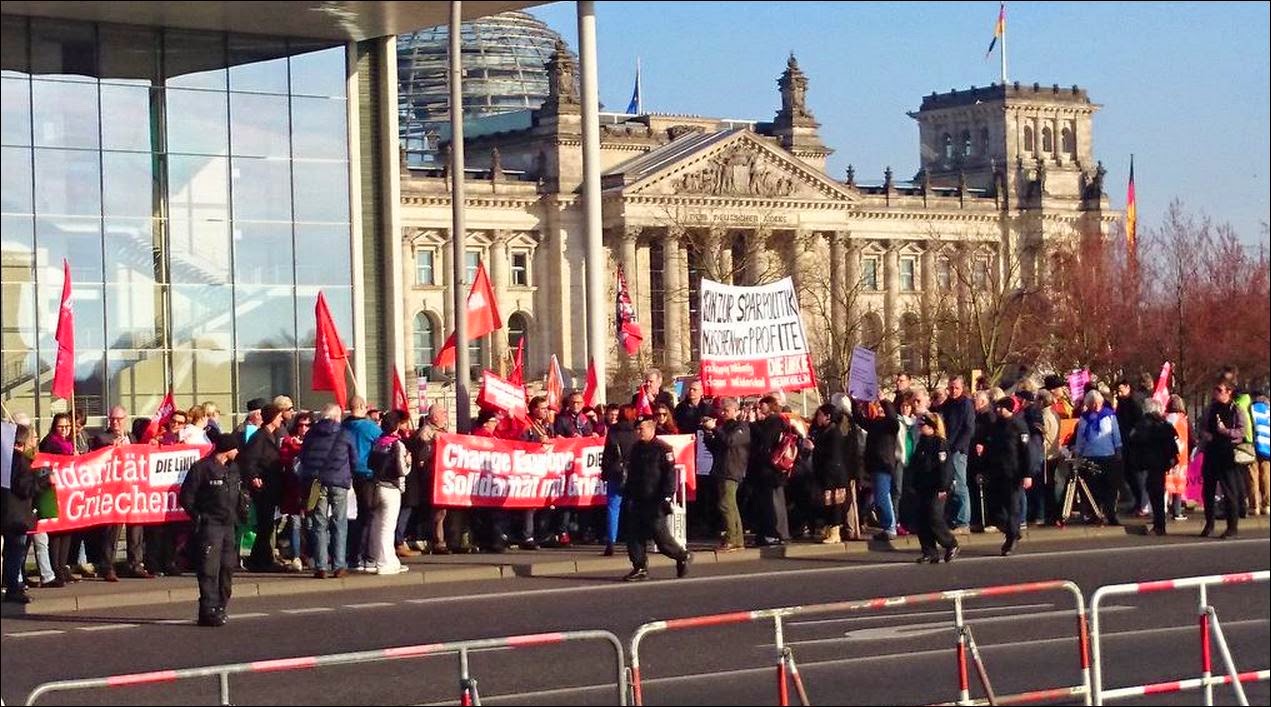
[985,1,1005,58]
[1125,154,1137,254]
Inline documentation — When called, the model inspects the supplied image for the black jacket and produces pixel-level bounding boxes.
[940,395,976,454]
[239,426,283,500]
[88,428,133,451]
[983,414,1031,484]
[673,399,712,435]
[600,421,638,488]
[1128,413,1179,475]
[909,435,953,495]
[1,454,46,534]
[179,456,245,527]
[298,419,354,489]
[858,408,900,475]
[624,437,677,503]
[1115,394,1143,441]
[705,418,750,482]
[553,412,595,438]
[749,414,789,487]
[812,419,853,489]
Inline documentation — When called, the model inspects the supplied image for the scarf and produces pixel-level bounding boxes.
[1081,406,1116,443]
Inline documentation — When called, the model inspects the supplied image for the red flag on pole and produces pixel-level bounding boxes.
[1125,155,1137,255]
[545,354,565,411]
[582,357,599,408]
[313,292,350,409]
[1152,361,1172,409]
[51,258,75,400]
[434,261,503,368]
[509,336,525,386]
[615,264,643,356]
[391,366,410,414]
[144,389,176,443]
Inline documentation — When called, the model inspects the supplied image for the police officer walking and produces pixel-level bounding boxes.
[179,435,245,626]
[623,416,691,581]
[983,397,1033,556]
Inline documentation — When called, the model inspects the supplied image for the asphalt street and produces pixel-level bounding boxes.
[2,532,1267,706]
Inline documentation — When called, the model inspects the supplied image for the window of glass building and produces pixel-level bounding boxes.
[0,17,353,428]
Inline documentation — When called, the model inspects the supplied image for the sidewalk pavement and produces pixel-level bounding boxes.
[4,515,1267,615]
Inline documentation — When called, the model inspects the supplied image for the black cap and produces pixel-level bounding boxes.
[214,434,239,454]
[1043,374,1065,391]
[245,398,267,412]
[995,397,1017,413]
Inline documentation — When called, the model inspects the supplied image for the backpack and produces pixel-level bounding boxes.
[771,429,800,474]
[368,436,400,483]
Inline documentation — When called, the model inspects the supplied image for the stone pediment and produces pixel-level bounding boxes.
[612,130,855,202]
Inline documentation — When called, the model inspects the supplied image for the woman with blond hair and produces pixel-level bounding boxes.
[1164,395,1190,520]
[179,405,211,446]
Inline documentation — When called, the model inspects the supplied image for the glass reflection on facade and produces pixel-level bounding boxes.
[0,16,354,428]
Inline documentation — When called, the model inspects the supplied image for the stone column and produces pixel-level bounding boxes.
[921,245,937,374]
[489,230,511,371]
[844,236,860,352]
[829,231,847,343]
[883,244,900,371]
[662,233,683,372]
[440,239,454,331]
[620,226,640,279]
[717,229,734,284]
[744,230,766,285]
[677,235,693,366]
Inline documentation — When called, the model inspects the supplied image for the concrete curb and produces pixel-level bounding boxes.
[5,516,1266,615]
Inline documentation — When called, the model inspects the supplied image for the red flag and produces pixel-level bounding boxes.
[615,264,643,356]
[635,383,654,416]
[582,358,599,408]
[144,389,176,442]
[312,292,350,409]
[51,258,75,400]
[1125,155,1137,255]
[545,354,565,412]
[1152,361,1172,409]
[509,337,526,386]
[434,261,503,368]
[391,366,410,414]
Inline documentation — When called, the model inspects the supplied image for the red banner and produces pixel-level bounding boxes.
[31,444,210,533]
[476,370,528,419]
[432,433,697,508]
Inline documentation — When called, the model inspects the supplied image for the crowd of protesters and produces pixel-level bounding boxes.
[2,363,1269,608]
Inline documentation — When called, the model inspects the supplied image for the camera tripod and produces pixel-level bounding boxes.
[1059,459,1107,526]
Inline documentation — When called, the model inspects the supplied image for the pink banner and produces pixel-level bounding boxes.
[1067,368,1090,406]
[32,444,210,533]
[432,433,696,508]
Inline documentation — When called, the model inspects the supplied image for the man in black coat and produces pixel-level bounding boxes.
[1128,399,1180,536]
[179,434,244,626]
[622,416,690,581]
[673,380,712,434]
[239,404,285,571]
[938,377,976,529]
[983,397,1033,556]
[749,396,790,545]
[3,425,47,604]
[703,397,750,551]
[1115,379,1147,516]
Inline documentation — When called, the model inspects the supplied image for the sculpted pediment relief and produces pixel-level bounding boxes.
[627,134,853,202]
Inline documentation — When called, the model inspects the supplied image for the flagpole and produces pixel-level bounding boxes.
[0,398,14,423]
[636,56,642,115]
[344,359,362,398]
[1000,2,1007,84]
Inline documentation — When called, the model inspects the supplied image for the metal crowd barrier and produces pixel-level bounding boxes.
[24,629,628,706]
[628,580,1091,707]
[1089,570,1270,706]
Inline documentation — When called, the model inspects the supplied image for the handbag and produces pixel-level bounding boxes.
[304,479,323,512]
[1234,442,1256,465]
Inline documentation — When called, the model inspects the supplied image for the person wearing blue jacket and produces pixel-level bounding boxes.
[1074,390,1124,525]
[301,403,356,578]
[342,396,383,571]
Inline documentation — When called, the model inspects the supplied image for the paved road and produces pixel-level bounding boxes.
[2,532,1267,705]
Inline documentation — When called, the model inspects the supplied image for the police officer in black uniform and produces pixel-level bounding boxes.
[622,416,691,582]
[983,397,1033,556]
[179,434,244,626]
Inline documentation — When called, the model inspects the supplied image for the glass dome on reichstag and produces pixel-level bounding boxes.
[398,11,571,166]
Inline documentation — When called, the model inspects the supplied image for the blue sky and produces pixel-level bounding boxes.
[529,1,1270,245]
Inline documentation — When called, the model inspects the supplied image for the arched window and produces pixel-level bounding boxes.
[861,311,884,351]
[1042,126,1053,153]
[413,311,436,379]
[962,130,973,157]
[1061,126,1075,154]
[899,313,924,374]
[507,312,529,368]
[1023,125,1035,152]
[943,133,954,161]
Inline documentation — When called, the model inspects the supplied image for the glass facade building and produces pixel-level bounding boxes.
[1,15,355,427]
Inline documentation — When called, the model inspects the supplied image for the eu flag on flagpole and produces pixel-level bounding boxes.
[625,57,642,114]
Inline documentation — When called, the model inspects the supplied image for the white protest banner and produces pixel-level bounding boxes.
[698,277,815,396]
[847,346,878,400]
